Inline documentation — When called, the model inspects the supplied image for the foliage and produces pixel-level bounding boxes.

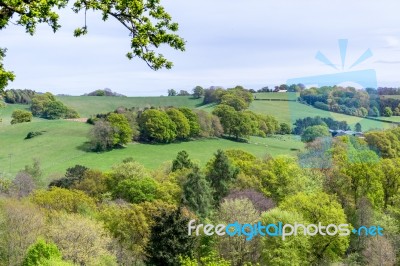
[278,122,291,134]
[206,149,239,204]
[84,88,125,97]
[106,112,133,146]
[168,89,177,96]
[182,166,213,219]
[4,89,36,104]
[25,131,43,139]
[145,208,195,266]
[166,108,190,139]
[71,169,108,199]
[179,107,201,137]
[193,110,223,138]
[10,172,35,198]
[192,86,204,99]
[139,109,177,143]
[22,238,62,266]
[0,48,15,94]
[293,116,349,135]
[301,125,330,142]
[280,192,350,264]
[46,212,115,265]
[11,109,33,124]
[31,93,78,119]
[89,120,115,151]
[172,150,194,172]
[48,164,88,189]
[261,208,311,266]
[112,176,158,204]
[31,187,96,213]
[383,106,393,117]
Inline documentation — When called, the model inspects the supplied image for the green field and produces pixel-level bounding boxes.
[250,101,392,131]
[0,119,303,179]
[57,96,203,117]
[253,92,298,100]
[1,94,395,181]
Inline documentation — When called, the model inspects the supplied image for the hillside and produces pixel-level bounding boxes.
[56,96,203,117]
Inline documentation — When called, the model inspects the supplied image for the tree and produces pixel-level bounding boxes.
[261,208,312,266]
[0,48,15,94]
[168,89,177,96]
[383,106,393,117]
[178,107,201,137]
[172,150,194,172]
[355,122,362,132]
[206,149,239,204]
[0,0,184,71]
[10,171,35,198]
[192,86,204,98]
[139,109,176,143]
[23,238,62,266]
[182,167,213,219]
[220,93,248,111]
[280,192,350,264]
[10,109,32,124]
[49,164,88,189]
[178,90,190,96]
[166,108,190,139]
[301,125,330,142]
[145,208,195,265]
[112,176,158,203]
[217,198,261,265]
[279,122,291,134]
[107,113,133,147]
[46,212,116,265]
[89,120,114,151]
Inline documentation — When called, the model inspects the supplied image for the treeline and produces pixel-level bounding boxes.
[1,135,399,265]
[293,116,350,135]
[88,106,224,151]
[4,89,37,104]
[31,92,79,119]
[300,86,400,118]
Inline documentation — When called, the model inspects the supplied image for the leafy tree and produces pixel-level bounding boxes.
[179,107,201,137]
[206,149,239,204]
[178,90,190,96]
[112,176,158,203]
[31,187,96,213]
[261,208,312,266]
[279,122,291,134]
[182,166,213,219]
[220,93,248,111]
[46,212,116,265]
[168,89,177,96]
[192,86,204,99]
[99,203,149,265]
[0,199,45,266]
[145,208,195,265]
[217,198,261,265]
[280,192,350,264]
[0,0,184,70]
[48,164,88,188]
[301,125,330,142]
[355,122,362,132]
[24,158,43,185]
[10,172,35,198]
[166,108,190,139]
[107,113,133,146]
[10,109,32,124]
[139,109,177,143]
[383,106,393,117]
[72,169,108,198]
[0,48,14,94]
[172,150,194,172]
[30,93,78,119]
[22,238,62,266]
[379,158,400,209]
[89,120,114,151]
[213,104,253,140]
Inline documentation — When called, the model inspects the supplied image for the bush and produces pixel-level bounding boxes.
[301,125,331,142]
[11,109,32,124]
[25,131,43,139]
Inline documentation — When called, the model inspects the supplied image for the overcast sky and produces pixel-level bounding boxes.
[2,0,400,96]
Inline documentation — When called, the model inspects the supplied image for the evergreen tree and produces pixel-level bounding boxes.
[145,208,195,266]
[172,151,194,172]
[206,150,239,204]
[182,167,214,219]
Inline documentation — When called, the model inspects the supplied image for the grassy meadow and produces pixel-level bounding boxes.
[0,94,393,181]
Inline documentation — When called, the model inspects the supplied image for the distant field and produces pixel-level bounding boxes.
[253,92,299,100]
[57,96,203,117]
[249,101,392,131]
[0,119,303,180]
[380,95,400,100]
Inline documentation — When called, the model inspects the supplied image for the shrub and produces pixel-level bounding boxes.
[11,109,32,124]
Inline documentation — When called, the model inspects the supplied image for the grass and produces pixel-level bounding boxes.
[57,96,204,117]
[249,101,393,131]
[0,119,303,180]
[253,92,299,100]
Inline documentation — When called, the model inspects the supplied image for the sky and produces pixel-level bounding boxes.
[1,0,400,96]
